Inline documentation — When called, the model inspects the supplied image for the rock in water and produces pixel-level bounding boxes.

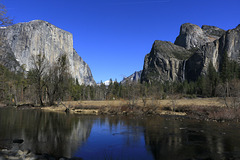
[13,139,24,144]
[0,20,95,85]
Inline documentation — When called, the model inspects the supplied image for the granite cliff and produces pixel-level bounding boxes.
[141,40,192,83]
[185,24,240,81]
[174,23,225,50]
[141,23,240,83]
[121,70,142,84]
[0,20,95,85]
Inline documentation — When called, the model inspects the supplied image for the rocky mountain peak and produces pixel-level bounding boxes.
[174,23,225,50]
[152,40,192,60]
[0,20,95,85]
[234,24,240,30]
[174,23,207,49]
[201,25,226,38]
[141,23,240,83]
[120,70,142,84]
[141,40,192,83]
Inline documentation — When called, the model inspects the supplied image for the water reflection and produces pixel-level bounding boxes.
[74,116,153,159]
[0,108,94,158]
[1,108,240,159]
[143,117,240,160]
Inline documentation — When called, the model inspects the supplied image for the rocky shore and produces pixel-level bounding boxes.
[0,148,82,160]
[0,139,82,160]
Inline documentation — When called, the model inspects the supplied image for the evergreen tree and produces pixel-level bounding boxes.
[220,51,230,83]
[112,80,119,99]
[207,61,219,96]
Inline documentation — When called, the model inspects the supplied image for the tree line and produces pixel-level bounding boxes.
[1,51,239,107]
[0,3,239,106]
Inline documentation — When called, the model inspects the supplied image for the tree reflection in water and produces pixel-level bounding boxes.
[143,117,240,160]
[0,108,94,158]
[1,108,240,159]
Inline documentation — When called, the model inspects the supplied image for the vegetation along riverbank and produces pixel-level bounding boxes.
[9,97,238,122]
[1,2,240,123]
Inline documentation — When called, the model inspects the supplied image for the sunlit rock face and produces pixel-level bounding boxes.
[0,20,95,85]
[141,24,240,83]
[174,23,225,50]
[141,40,192,83]
[0,36,20,71]
[185,24,240,81]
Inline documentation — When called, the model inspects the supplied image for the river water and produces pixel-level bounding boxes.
[0,107,240,159]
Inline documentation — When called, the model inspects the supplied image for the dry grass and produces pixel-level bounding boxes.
[39,98,229,119]
[39,98,240,121]
[62,97,223,109]
[171,105,240,122]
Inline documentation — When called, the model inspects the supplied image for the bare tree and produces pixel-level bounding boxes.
[0,3,13,26]
[217,79,240,109]
[44,54,70,106]
[28,53,48,106]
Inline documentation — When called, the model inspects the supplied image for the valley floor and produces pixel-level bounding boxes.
[40,97,239,122]
[3,97,239,122]
[64,97,224,108]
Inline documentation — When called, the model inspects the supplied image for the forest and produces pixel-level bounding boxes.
[0,51,240,109]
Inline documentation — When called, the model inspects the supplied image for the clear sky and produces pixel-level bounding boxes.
[3,0,240,83]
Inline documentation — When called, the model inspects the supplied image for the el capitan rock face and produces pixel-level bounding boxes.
[0,35,20,71]
[141,23,240,83]
[0,20,95,85]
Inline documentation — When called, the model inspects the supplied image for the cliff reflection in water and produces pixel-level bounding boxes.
[1,108,240,159]
[143,117,240,160]
[0,108,94,158]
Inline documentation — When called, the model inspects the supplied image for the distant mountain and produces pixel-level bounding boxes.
[0,20,95,85]
[96,79,115,86]
[103,80,111,86]
[141,23,240,83]
[121,70,142,84]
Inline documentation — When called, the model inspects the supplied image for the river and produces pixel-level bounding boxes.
[0,107,240,159]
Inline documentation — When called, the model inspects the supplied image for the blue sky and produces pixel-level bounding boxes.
[3,0,240,83]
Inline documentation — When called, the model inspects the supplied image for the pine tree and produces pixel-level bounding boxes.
[207,61,219,96]
[220,51,230,83]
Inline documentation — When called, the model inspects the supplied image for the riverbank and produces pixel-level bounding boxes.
[42,98,223,116]
[0,148,82,160]
[39,98,240,122]
[4,97,239,122]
